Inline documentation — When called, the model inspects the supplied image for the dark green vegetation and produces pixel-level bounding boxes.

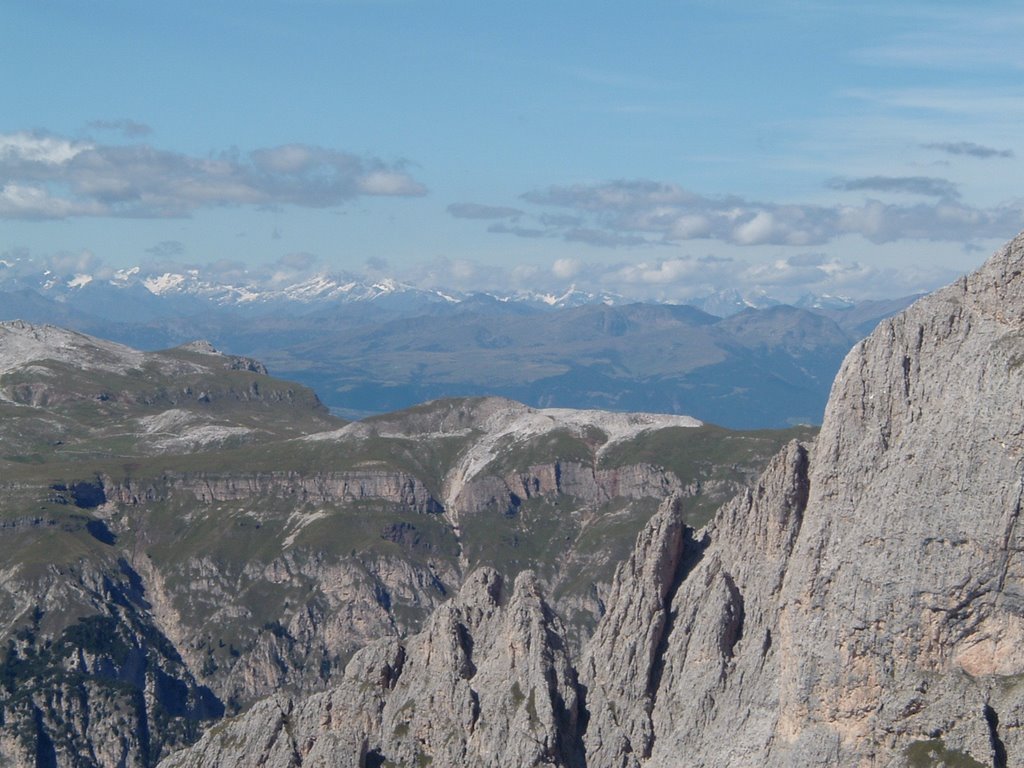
[904,739,987,768]
[0,323,813,766]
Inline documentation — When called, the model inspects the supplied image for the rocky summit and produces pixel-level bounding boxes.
[148,230,1024,767]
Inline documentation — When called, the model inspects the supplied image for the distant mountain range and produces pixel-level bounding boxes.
[0,259,921,428]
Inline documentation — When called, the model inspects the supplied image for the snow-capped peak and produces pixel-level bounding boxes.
[144,272,187,295]
[68,274,93,289]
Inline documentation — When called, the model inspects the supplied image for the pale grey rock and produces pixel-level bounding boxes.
[0,320,148,377]
[582,441,809,768]
[640,440,810,767]
[580,494,692,767]
[587,231,1024,766]
[105,469,444,513]
[763,231,1024,765]
[178,339,269,374]
[0,557,223,768]
[160,567,583,768]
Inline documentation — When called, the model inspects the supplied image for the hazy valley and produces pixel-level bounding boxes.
[0,260,917,427]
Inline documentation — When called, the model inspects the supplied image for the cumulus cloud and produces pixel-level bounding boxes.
[922,141,1014,159]
[466,177,1024,250]
[0,130,427,220]
[612,257,725,286]
[447,202,524,219]
[358,170,425,196]
[589,252,951,303]
[827,175,960,199]
[0,247,110,281]
[551,258,582,279]
[408,250,952,303]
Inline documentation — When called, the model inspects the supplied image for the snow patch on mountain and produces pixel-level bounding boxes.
[67,274,93,289]
[144,272,188,295]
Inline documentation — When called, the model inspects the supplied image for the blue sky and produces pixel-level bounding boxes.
[2,0,1023,301]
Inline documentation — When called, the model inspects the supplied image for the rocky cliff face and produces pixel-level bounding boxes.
[105,469,444,513]
[582,441,810,767]
[156,230,1024,768]
[581,231,1024,766]
[0,558,223,768]
[761,234,1024,765]
[159,568,584,768]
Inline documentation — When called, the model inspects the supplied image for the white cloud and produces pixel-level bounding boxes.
[474,178,1024,250]
[732,212,779,246]
[0,130,428,220]
[670,214,712,238]
[0,184,102,219]
[0,132,90,165]
[358,170,427,196]
[551,257,581,279]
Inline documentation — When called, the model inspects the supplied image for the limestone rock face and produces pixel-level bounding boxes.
[0,559,224,768]
[159,568,583,768]
[105,469,443,513]
[590,230,1024,766]
[583,441,809,767]
[765,231,1024,764]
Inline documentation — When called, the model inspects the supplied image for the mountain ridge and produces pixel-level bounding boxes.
[0,260,921,429]
[151,229,1024,766]
[0,323,811,767]
[2,256,893,314]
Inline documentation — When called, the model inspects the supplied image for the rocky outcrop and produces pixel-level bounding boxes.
[105,470,444,514]
[0,560,223,768]
[176,340,269,375]
[582,441,809,767]
[451,461,688,518]
[582,231,1024,766]
[159,568,583,768]
[760,232,1024,764]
